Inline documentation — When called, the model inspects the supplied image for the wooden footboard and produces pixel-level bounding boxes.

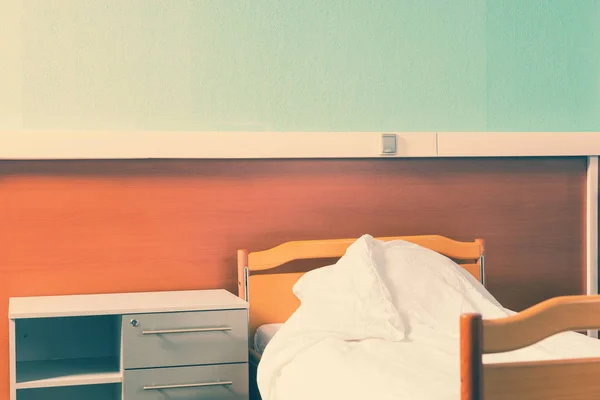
[249,348,262,400]
[461,295,600,400]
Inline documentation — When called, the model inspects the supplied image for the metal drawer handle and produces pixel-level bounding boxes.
[143,381,233,390]
[142,326,232,335]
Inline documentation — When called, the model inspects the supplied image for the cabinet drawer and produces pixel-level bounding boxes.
[122,309,248,369]
[124,363,248,400]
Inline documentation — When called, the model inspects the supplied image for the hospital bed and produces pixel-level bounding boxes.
[238,235,600,400]
[237,234,485,400]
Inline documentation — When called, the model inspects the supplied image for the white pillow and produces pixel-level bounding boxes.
[292,234,406,341]
[366,235,508,334]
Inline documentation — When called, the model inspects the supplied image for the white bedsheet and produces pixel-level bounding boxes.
[262,323,600,400]
[256,235,600,400]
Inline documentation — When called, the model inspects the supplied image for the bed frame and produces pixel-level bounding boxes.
[461,295,600,400]
[237,234,485,400]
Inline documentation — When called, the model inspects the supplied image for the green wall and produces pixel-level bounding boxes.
[1,0,598,132]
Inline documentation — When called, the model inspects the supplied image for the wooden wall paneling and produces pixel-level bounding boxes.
[0,157,588,398]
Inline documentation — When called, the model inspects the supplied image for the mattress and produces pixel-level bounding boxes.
[253,323,283,353]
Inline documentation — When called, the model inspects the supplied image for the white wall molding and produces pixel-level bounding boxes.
[438,132,600,157]
[1,131,600,160]
[586,156,599,338]
[0,131,437,160]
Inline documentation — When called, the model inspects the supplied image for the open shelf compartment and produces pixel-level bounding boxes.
[17,383,121,400]
[14,315,122,390]
[16,357,120,389]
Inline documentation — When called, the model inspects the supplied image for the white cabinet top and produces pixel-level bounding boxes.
[8,289,248,319]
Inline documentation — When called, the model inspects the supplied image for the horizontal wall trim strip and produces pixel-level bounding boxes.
[0,131,599,160]
[0,131,437,159]
[437,132,600,157]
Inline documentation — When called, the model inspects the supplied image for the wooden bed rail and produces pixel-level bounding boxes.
[245,235,484,271]
[461,294,600,400]
[482,295,600,354]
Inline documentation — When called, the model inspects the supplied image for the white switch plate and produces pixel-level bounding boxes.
[380,133,397,155]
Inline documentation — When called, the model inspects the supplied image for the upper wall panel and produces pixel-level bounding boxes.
[486,0,600,131]
[2,1,598,133]
[16,0,487,132]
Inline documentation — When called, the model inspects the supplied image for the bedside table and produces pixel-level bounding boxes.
[9,289,249,400]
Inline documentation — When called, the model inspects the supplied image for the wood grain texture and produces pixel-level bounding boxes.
[246,235,484,271]
[460,314,483,400]
[0,157,587,399]
[483,294,600,354]
[462,294,600,400]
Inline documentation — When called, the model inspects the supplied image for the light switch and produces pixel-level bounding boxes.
[380,133,397,155]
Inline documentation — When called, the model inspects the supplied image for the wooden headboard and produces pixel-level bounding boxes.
[237,235,485,341]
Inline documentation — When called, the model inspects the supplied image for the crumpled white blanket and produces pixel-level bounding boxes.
[257,235,600,400]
